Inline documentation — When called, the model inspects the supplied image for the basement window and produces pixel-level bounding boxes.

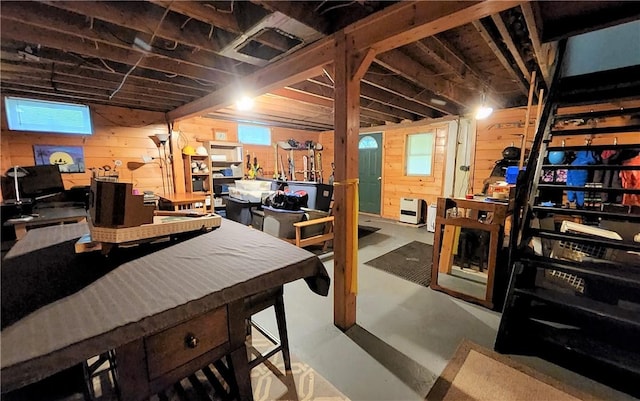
[238,124,271,146]
[4,97,93,135]
[406,132,434,176]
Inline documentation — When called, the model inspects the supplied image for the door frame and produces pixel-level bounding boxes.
[358,131,384,216]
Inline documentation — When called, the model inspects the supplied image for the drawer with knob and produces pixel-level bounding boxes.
[144,306,228,380]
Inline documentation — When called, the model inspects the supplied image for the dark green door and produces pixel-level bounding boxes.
[359,133,382,214]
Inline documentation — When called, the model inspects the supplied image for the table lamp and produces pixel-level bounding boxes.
[5,166,32,219]
[6,166,29,204]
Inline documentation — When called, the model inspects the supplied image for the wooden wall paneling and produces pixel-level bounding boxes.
[472,100,640,194]
[380,124,449,219]
[472,106,537,193]
[174,117,328,181]
[1,101,167,197]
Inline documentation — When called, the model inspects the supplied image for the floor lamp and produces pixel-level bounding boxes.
[143,132,173,196]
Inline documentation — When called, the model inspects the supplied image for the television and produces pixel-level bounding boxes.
[4,97,93,135]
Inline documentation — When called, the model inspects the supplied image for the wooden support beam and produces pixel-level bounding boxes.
[520,3,554,87]
[491,14,530,80]
[349,1,523,54]
[333,32,370,331]
[168,0,522,121]
[519,70,537,168]
[472,20,529,95]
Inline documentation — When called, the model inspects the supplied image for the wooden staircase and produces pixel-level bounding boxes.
[494,40,640,397]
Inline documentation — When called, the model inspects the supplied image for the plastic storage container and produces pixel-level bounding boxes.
[505,166,520,184]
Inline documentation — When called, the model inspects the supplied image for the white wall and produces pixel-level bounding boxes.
[563,20,640,76]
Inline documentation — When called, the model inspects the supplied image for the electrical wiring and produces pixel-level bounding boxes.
[204,1,234,14]
[190,77,217,87]
[99,58,116,73]
[109,3,172,99]
[180,17,193,29]
[319,1,356,15]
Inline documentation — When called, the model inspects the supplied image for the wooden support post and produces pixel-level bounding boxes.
[333,32,374,331]
[519,70,537,169]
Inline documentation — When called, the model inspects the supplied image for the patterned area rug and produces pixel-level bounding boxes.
[426,340,597,401]
[364,241,433,287]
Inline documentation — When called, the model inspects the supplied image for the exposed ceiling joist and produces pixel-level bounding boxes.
[0,19,230,85]
[40,0,235,58]
[491,14,530,80]
[3,2,246,80]
[472,19,529,95]
[168,0,523,121]
[520,3,553,86]
[374,49,469,111]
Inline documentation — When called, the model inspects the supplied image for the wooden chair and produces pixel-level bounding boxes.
[293,215,334,248]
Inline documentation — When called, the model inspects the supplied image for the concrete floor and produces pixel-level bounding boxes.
[254,214,636,401]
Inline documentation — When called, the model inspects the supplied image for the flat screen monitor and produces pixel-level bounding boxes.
[19,165,65,200]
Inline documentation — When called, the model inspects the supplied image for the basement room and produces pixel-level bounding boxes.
[1,1,639,400]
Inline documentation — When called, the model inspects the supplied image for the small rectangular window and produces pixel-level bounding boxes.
[4,97,93,135]
[406,132,434,176]
[238,124,271,145]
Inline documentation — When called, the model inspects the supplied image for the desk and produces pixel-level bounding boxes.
[1,220,329,400]
[3,206,87,240]
[158,192,209,213]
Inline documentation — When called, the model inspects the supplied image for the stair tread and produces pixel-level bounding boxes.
[521,254,640,287]
[530,229,640,253]
[515,287,640,328]
[536,184,640,194]
[554,107,640,121]
[546,143,640,152]
[529,320,640,375]
[550,124,640,136]
[540,164,640,170]
[531,206,640,221]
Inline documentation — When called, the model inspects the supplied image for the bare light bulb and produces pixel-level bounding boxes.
[236,96,254,111]
[475,105,493,120]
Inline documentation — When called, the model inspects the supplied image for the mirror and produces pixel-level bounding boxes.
[435,225,490,301]
[430,197,512,309]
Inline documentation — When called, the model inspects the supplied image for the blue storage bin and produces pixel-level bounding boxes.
[221,168,233,176]
[505,166,520,184]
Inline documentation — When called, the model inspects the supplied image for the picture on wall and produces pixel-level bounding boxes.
[33,144,85,173]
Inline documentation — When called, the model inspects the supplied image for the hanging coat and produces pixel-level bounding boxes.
[566,151,597,207]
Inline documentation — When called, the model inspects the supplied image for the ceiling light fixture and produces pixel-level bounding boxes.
[475,92,493,120]
[236,95,254,111]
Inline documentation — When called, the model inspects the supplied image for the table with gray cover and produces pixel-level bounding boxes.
[1,219,329,399]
